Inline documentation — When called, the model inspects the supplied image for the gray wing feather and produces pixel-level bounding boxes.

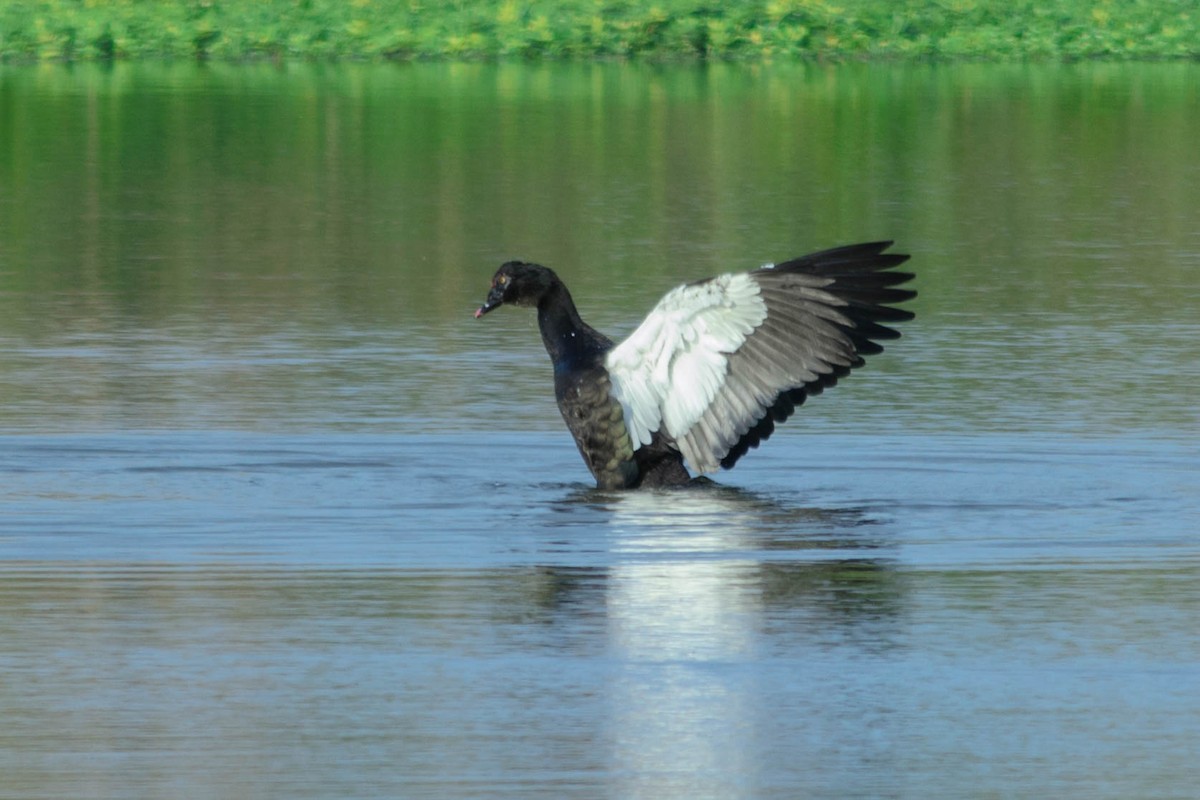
[678,243,914,474]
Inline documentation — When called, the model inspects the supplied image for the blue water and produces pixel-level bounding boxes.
[2,430,1194,570]
[2,430,1197,797]
[3,60,1200,798]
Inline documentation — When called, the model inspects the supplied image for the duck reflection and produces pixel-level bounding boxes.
[537,483,905,795]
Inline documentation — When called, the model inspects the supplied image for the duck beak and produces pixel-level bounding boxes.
[474,285,504,318]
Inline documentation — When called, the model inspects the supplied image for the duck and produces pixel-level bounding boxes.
[474,241,914,490]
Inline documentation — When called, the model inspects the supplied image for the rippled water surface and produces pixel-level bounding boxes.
[1,62,1198,798]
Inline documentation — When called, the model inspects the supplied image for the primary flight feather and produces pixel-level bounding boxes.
[474,241,915,489]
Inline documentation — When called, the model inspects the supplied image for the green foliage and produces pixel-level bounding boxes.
[0,0,1197,61]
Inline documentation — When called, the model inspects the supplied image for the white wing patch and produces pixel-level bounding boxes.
[605,272,767,454]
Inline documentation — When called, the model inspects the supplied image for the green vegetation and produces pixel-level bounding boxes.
[0,0,1197,61]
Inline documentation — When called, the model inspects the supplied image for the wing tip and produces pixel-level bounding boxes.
[770,241,912,277]
[719,241,916,472]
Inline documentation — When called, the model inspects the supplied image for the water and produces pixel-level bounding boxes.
[1,62,1199,798]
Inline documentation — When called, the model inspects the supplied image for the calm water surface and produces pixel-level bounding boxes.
[1,61,1198,798]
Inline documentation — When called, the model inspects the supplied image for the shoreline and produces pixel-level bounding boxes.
[2,1,1197,63]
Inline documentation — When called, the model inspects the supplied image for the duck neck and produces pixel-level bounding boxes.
[537,282,608,369]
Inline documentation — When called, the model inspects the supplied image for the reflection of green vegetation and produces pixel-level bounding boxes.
[2,63,1199,433]
[1,0,1197,61]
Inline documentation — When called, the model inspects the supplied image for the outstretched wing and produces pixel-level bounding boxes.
[605,241,914,475]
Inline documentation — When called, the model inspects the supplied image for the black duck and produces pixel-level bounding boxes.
[474,241,915,489]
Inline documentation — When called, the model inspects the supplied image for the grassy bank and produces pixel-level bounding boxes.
[1,0,1197,62]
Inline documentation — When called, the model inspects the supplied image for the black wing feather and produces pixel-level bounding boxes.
[715,241,914,471]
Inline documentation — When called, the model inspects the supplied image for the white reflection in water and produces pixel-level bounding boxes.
[597,489,792,796]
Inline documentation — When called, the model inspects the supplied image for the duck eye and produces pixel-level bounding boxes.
[498,275,510,287]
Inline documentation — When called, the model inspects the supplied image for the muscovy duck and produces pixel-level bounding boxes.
[474,241,914,489]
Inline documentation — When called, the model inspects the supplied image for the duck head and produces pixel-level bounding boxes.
[474,261,557,318]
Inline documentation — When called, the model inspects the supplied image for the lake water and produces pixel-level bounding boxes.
[1,61,1198,798]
